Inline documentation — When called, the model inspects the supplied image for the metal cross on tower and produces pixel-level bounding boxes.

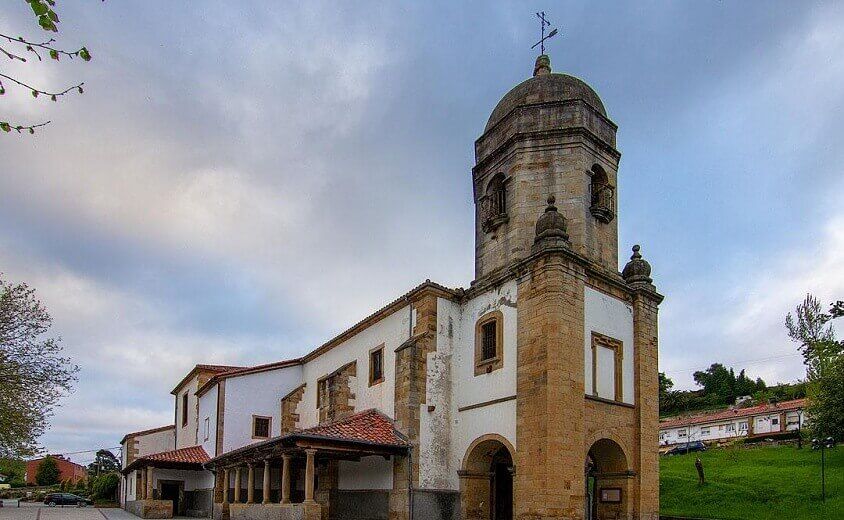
[531,11,559,55]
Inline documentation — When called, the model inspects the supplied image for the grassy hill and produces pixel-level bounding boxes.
[660,444,843,520]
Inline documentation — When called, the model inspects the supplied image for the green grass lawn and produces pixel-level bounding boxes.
[660,444,843,520]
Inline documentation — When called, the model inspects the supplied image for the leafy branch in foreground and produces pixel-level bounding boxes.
[1,0,96,135]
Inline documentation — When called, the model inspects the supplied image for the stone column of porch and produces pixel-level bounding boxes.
[222,468,230,505]
[304,449,317,504]
[262,459,272,504]
[281,454,292,504]
[233,466,242,503]
[139,470,146,500]
[246,463,255,504]
[145,466,154,500]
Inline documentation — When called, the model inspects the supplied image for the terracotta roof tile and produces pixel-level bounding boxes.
[141,445,210,465]
[296,409,407,447]
[659,398,806,429]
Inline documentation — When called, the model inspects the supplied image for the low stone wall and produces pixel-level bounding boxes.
[228,503,321,520]
[125,499,173,519]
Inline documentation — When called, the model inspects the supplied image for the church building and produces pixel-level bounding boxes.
[119,54,663,520]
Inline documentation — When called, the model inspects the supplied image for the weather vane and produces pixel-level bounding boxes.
[531,11,559,55]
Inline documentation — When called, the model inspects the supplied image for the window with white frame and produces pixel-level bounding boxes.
[700,427,711,436]
[738,421,748,431]
[726,423,736,432]
[678,429,687,438]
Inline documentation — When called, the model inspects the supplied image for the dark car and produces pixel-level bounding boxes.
[665,441,707,455]
[44,493,93,507]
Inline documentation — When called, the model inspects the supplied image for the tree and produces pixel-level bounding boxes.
[35,455,60,486]
[785,294,844,440]
[87,449,120,477]
[1,0,94,135]
[0,274,78,458]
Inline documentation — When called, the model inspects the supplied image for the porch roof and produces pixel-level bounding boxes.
[206,409,408,468]
[122,445,210,474]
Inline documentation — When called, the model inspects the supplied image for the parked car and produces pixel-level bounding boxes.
[665,441,707,455]
[44,493,93,507]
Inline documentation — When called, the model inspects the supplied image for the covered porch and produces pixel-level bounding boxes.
[122,446,213,519]
[207,409,408,520]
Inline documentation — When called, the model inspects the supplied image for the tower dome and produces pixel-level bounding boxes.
[485,55,607,132]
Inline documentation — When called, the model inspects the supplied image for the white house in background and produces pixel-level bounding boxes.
[118,54,665,520]
[658,398,807,446]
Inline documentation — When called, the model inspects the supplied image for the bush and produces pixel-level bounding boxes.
[91,473,119,501]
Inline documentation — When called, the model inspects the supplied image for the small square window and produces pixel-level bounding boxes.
[369,346,384,386]
[771,417,779,425]
[252,416,271,439]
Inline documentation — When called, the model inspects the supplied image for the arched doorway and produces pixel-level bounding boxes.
[585,439,630,520]
[460,435,514,520]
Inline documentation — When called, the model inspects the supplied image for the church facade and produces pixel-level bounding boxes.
[119,55,662,520]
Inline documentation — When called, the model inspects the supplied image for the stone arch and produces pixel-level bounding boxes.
[589,164,614,223]
[585,438,631,520]
[459,434,515,520]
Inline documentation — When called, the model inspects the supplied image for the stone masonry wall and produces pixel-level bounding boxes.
[515,253,587,519]
[281,384,306,434]
[390,292,439,520]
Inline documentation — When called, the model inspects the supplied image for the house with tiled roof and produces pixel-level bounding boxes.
[658,398,807,446]
[118,53,665,520]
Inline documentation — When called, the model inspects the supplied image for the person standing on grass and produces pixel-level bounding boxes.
[695,457,705,485]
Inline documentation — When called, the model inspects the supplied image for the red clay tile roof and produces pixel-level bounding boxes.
[123,445,209,474]
[659,398,806,429]
[294,409,407,447]
[120,424,175,445]
[143,445,210,465]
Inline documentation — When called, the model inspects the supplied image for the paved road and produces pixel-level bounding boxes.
[0,503,185,519]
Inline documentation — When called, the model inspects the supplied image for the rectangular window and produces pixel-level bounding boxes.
[726,423,735,432]
[700,427,711,436]
[771,417,779,425]
[252,416,271,439]
[203,417,210,442]
[474,311,504,376]
[590,332,623,401]
[369,346,384,386]
[738,421,748,431]
[678,429,687,438]
[481,321,497,361]
[181,393,189,427]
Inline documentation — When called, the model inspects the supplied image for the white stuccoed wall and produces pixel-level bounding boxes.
[427,280,517,491]
[223,364,304,453]
[298,305,415,429]
[175,376,200,449]
[152,468,214,491]
[135,428,176,458]
[197,384,218,457]
[338,456,394,490]
[583,286,635,404]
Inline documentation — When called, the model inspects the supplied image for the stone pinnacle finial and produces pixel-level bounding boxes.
[533,193,568,245]
[534,54,551,77]
[622,244,652,285]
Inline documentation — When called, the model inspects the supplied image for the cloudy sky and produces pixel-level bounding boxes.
[2,1,842,464]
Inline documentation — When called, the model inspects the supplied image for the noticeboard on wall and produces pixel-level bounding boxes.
[600,487,622,503]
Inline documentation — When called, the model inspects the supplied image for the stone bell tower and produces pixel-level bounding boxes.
[475,55,662,520]
[473,54,620,283]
